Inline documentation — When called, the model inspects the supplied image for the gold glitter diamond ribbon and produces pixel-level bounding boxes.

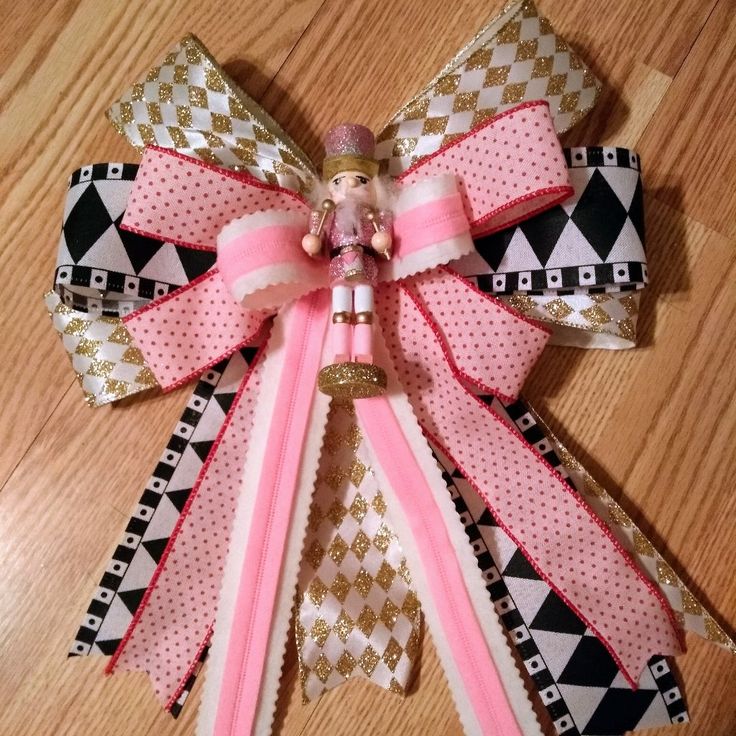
[375,0,601,175]
[526,402,736,655]
[45,291,157,406]
[296,400,422,700]
[108,34,315,188]
[507,291,641,348]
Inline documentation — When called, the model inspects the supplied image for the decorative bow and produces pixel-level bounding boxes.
[50,3,735,736]
[82,48,685,736]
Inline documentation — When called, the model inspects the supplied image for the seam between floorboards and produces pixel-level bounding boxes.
[0,378,75,495]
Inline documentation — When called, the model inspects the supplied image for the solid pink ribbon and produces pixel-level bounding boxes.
[106,102,681,725]
[211,291,330,736]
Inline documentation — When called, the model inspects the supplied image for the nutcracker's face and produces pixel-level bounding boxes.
[328,169,374,205]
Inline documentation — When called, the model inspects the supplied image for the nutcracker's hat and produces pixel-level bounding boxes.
[322,123,379,180]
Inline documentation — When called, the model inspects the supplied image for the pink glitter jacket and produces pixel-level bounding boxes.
[308,205,391,285]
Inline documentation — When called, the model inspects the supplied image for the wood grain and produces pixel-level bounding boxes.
[1,1,734,735]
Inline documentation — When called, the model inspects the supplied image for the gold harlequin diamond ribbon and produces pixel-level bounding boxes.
[45,291,157,406]
[375,0,601,175]
[108,33,315,189]
[295,400,422,699]
[507,291,641,347]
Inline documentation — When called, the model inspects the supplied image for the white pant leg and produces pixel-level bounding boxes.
[332,284,352,314]
[354,283,374,313]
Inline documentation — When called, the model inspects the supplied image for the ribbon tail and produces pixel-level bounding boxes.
[198,291,331,736]
[104,341,268,707]
[355,322,542,736]
[378,285,684,686]
[522,399,736,655]
[294,400,423,700]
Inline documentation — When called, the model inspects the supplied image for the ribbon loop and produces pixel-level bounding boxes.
[123,269,270,390]
[218,173,476,306]
[120,147,309,250]
[385,174,475,280]
[460,145,648,348]
[375,0,602,176]
[398,266,550,401]
[398,101,574,237]
[108,33,316,187]
[217,210,326,310]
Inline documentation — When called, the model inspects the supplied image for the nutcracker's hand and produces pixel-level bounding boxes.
[371,230,392,259]
[302,233,322,256]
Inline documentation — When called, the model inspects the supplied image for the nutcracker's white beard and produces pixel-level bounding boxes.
[334,196,365,233]
[333,177,397,232]
[308,175,396,213]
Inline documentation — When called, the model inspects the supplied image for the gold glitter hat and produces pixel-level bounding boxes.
[322,123,379,180]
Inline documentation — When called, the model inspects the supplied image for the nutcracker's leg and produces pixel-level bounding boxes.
[317,283,385,400]
[331,284,352,363]
[353,283,374,363]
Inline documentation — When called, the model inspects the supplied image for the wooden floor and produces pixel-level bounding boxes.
[1,1,735,734]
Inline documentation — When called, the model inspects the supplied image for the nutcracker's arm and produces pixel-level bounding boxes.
[302,200,335,256]
[368,208,393,259]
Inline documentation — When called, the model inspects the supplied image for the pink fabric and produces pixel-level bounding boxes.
[121,147,308,249]
[218,223,309,273]
[392,192,469,257]
[401,267,550,401]
[123,269,271,390]
[356,395,524,736]
[218,221,327,304]
[352,322,372,360]
[398,101,573,237]
[375,285,683,685]
[107,348,266,708]
[332,320,350,361]
[214,291,330,736]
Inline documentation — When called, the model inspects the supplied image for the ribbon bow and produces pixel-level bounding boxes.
[93,90,683,736]
[51,4,733,735]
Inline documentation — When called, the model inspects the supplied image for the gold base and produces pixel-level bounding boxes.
[318,361,387,399]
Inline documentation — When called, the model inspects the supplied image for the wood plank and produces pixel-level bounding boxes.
[638,0,736,239]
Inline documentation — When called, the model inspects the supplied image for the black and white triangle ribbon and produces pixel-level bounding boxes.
[56,163,216,316]
[463,147,645,296]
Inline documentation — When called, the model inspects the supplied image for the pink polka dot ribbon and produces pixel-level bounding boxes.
[398,102,573,237]
[376,281,683,685]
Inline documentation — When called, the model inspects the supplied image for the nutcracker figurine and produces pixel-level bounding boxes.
[302,123,393,399]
